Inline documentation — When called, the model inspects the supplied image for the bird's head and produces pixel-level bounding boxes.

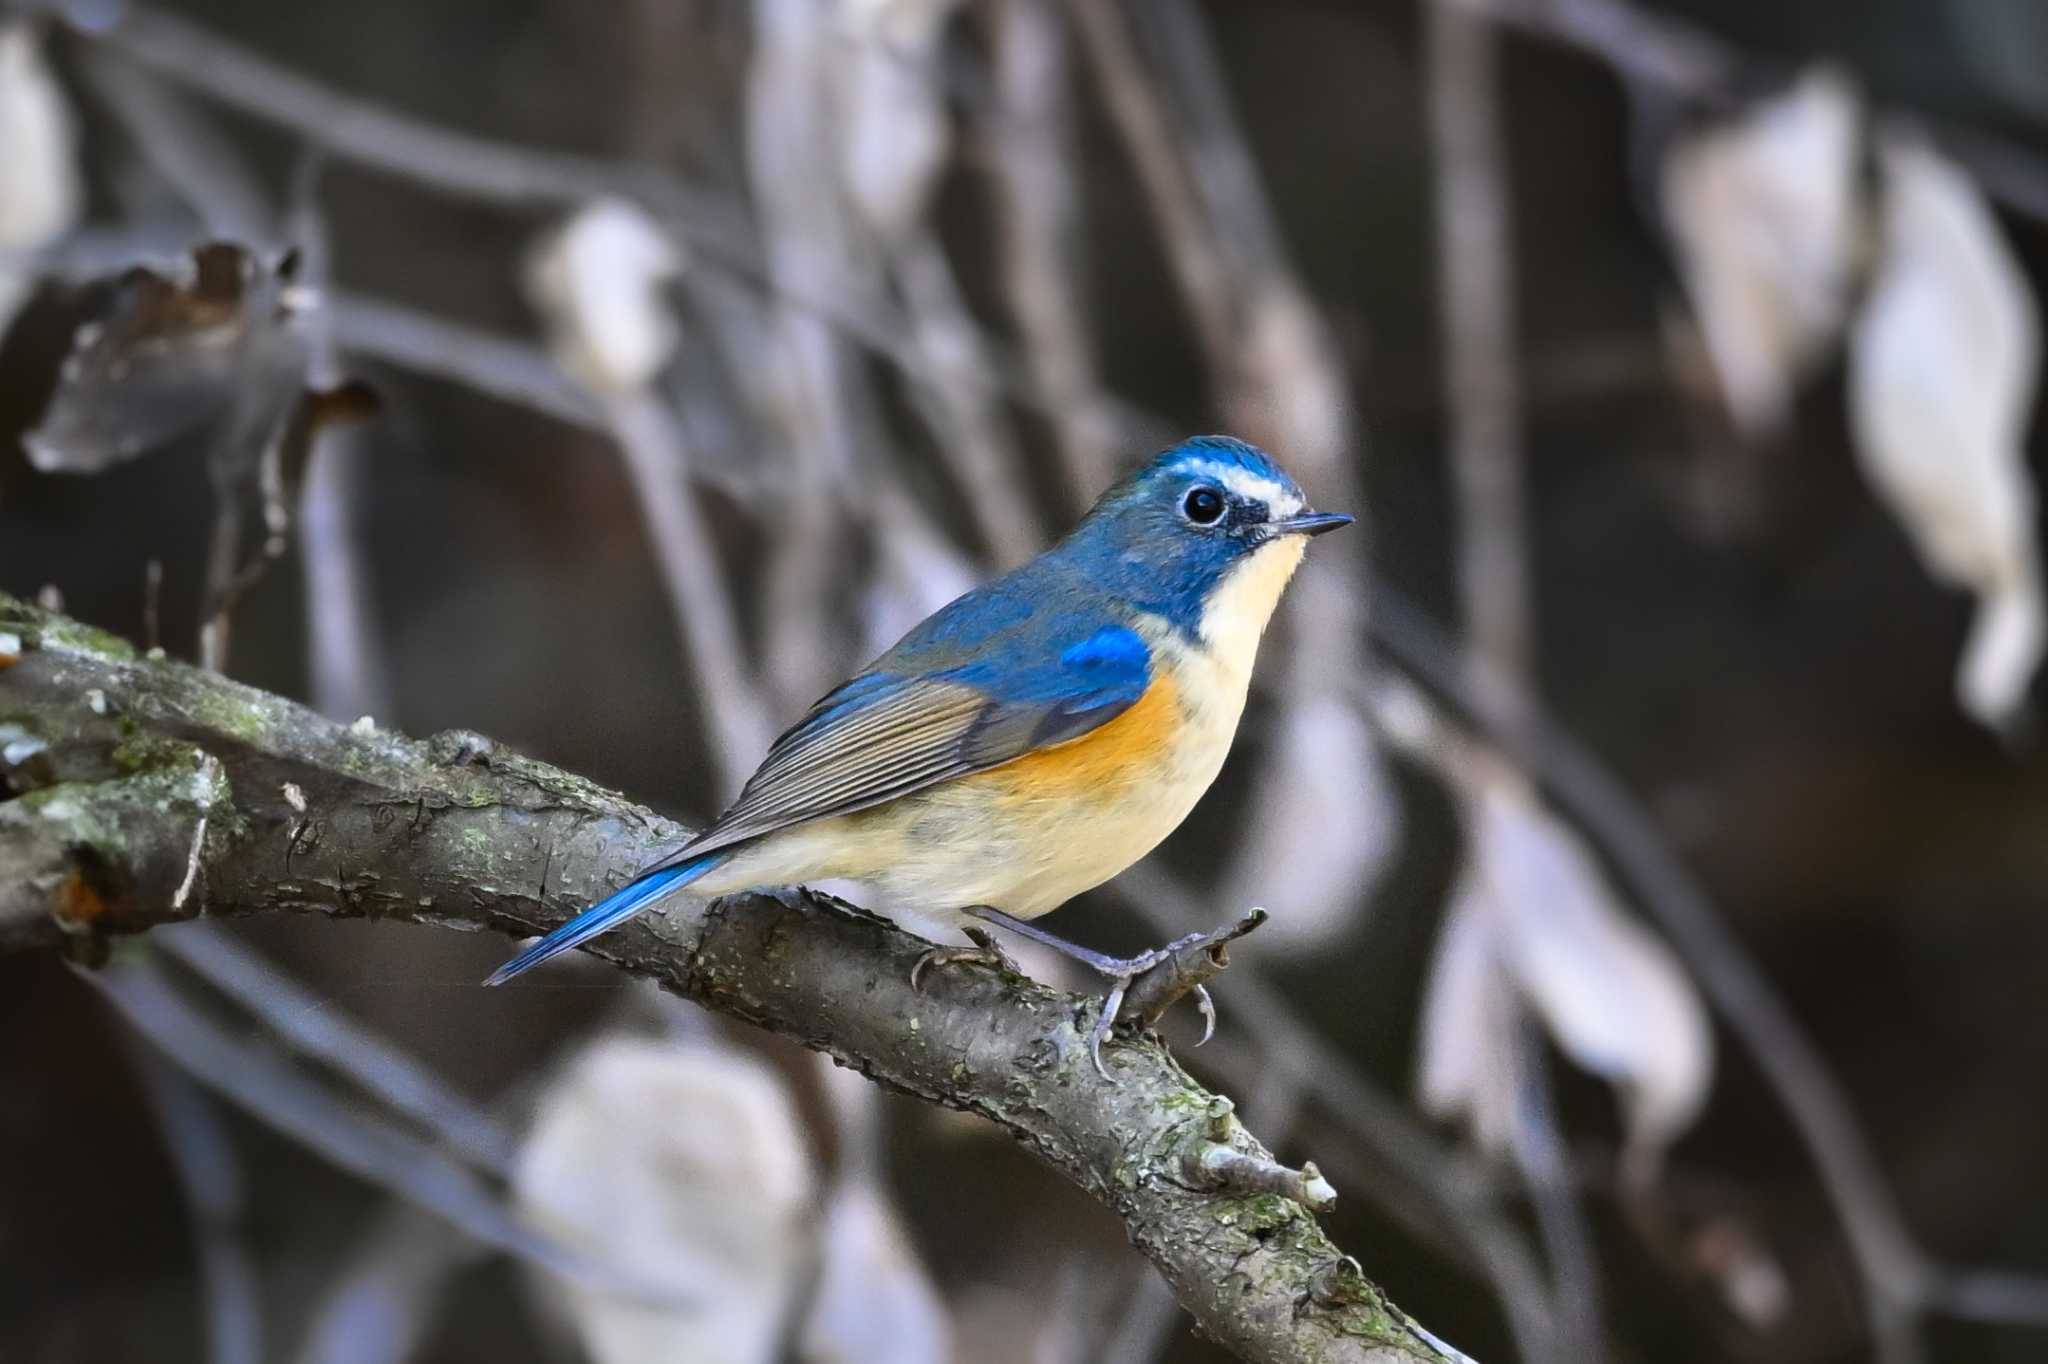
[1066,435,1352,642]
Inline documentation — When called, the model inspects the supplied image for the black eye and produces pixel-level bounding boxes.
[1182,486,1226,525]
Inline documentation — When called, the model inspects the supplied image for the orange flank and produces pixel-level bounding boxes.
[986,672,1180,803]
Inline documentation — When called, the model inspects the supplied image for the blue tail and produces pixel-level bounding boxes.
[483,851,725,985]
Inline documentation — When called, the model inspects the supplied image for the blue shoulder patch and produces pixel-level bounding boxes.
[1058,625,1151,712]
[947,621,1150,713]
[1060,624,1149,674]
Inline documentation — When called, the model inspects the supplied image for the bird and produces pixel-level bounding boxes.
[486,435,1352,1073]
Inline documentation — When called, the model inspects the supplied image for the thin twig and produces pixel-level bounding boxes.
[64,0,740,235]
[76,45,272,242]
[1427,0,1531,689]
[981,0,1120,508]
[289,1202,482,1364]
[1509,1027,1606,1362]
[893,234,1045,567]
[742,0,875,711]
[602,391,777,791]
[328,292,604,433]
[131,1048,264,1364]
[1929,1271,2048,1329]
[287,164,393,724]
[156,922,517,1175]
[1124,0,1290,274]
[1065,0,1236,375]
[83,958,687,1304]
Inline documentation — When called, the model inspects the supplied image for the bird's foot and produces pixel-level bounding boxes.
[909,927,1020,993]
[963,905,1267,1082]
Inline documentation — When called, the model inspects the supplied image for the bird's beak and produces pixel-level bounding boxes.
[1272,511,1354,538]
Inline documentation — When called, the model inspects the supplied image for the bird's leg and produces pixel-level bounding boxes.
[962,905,1220,1081]
[910,926,1020,993]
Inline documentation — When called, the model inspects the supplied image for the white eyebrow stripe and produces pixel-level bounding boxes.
[1177,459,1304,516]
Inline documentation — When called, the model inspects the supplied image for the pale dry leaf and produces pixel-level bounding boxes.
[514,1036,817,1364]
[26,242,312,475]
[0,22,82,340]
[1848,127,2045,730]
[1476,779,1714,1155]
[1418,777,1715,1161]
[23,239,374,653]
[799,1183,950,1364]
[1415,870,1519,1154]
[524,199,683,395]
[1662,67,1862,435]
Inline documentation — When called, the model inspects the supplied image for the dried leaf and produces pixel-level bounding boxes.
[1418,778,1714,1161]
[1482,781,1713,1151]
[515,1036,816,1364]
[1848,128,2045,730]
[524,199,683,394]
[1416,874,1519,1153]
[0,22,82,340]
[1662,68,1862,435]
[25,240,376,665]
[799,1183,950,1364]
[24,242,312,476]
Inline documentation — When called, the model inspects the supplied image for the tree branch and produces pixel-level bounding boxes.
[0,593,1458,1364]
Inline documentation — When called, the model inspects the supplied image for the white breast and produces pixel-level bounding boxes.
[1196,534,1307,689]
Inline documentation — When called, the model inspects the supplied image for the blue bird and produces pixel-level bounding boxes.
[486,436,1351,1072]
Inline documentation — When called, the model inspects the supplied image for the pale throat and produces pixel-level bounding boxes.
[1194,534,1307,683]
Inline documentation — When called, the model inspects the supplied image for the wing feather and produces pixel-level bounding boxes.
[660,625,1153,864]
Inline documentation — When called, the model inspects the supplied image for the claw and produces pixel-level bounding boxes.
[956,905,1266,1078]
[911,927,1018,993]
[1089,978,1130,1081]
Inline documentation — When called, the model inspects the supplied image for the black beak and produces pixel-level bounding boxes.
[1273,511,1354,538]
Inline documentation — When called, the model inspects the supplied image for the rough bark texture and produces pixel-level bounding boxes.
[0,592,1452,1364]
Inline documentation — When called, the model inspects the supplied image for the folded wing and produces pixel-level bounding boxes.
[655,623,1153,866]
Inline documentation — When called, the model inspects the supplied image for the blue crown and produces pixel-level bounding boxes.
[1157,435,1298,492]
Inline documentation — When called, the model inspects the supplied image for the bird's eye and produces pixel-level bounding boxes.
[1182,486,1226,525]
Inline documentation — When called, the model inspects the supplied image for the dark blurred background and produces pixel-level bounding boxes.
[3,1,2047,1362]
